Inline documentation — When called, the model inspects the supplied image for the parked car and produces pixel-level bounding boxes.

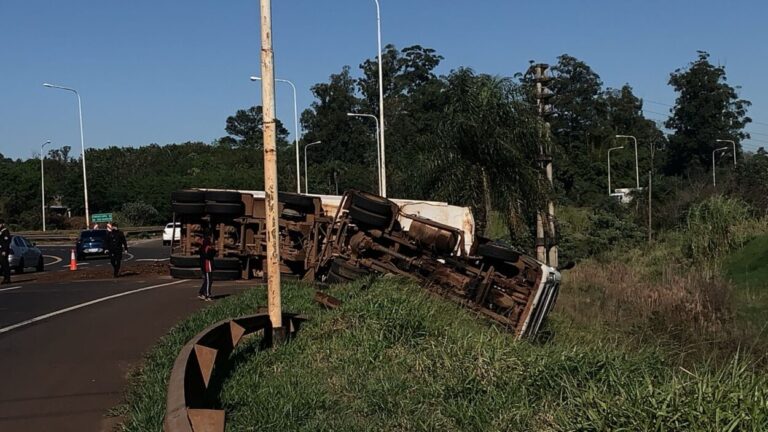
[9,235,44,273]
[76,229,109,260]
[163,222,181,245]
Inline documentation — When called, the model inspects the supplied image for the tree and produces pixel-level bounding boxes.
[665,51,751,175]
[423,68,541,238]
[224,106,289,149]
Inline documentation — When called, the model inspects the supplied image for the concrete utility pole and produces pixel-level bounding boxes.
[648,170,652,244]
[716,139,737,167]
[250,76,301,193]
[259,0,282,332]
[41,140,51,232]
[712,146,729,187]
[528,63,557,267]
[372,0,386,197]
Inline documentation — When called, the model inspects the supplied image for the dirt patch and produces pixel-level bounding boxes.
[12,262,171,284]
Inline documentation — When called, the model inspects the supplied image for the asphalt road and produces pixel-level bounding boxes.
[0,238,254,432]
[37,238,170,274]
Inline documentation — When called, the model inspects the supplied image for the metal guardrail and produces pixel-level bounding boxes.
[15,226,164,242]
[164,312,305,432]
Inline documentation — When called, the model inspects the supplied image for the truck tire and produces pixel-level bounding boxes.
[477,243,520,262]
[171,190,205,203]
[205,190,242,203]
[214,257,241,271]
[172,202,206,215]
[349,205,391,229]
[279,192,316,213]
[170,254,199,268]
[205,202,245,217]
[170,266,201,279]
[350,191,393,216]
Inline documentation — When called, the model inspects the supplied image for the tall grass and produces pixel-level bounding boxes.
[118,278,768,431]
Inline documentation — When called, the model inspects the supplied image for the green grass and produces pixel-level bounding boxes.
[724,234,768,327]
[118,277,768,431]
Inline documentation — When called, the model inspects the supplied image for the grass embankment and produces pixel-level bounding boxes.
[724,234,768,331]
[119,277,768,431]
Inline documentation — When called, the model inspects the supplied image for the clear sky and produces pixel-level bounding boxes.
[2,0,767,160]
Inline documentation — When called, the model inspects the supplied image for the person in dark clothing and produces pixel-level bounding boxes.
[106,223,128,278]
[0,220,11,284]
[198,234,215,301]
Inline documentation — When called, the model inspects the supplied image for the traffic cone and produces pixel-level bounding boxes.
[70,249,78,271]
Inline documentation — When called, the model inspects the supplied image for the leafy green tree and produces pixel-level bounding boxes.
[223,106,289,149]
[665,51,751,175]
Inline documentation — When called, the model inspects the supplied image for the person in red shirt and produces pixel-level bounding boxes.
[198,234,216,301]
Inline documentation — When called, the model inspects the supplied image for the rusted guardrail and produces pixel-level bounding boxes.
[164,312,305,432]
[17,226,164,242]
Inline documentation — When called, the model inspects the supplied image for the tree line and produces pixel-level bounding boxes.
[1,47,764,254]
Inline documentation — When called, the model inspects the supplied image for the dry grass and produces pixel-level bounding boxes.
[556,259,744,362]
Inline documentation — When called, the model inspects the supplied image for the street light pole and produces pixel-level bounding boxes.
[347,113,381,194]
[303,141,322,194]
[712,146,729,187]
[716,139,737,167]
[43,83,90,227]
[372,0,386,197]
[607,146,624,196]
[616,135,639,189]
[250,76,301,193]
[40,140,51,232]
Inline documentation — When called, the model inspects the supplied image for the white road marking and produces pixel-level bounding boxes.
[0,286,22,293]
[0,279,187,335]
[44,255,63,266]
[62,262,91,267]
[123,252,135,262]
[135,258,170,262]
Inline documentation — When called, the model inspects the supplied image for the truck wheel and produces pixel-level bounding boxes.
[279,192,316,213]
[171,190,205,203]
[170,255,199,268]
[213,257,242,271]
[206,202,245,217]
[170,266,201,279]
[350,191,393,216]
[172,202,206,215]
[477,243,521,262]
[204,190,242,203]
[349,205,391,229]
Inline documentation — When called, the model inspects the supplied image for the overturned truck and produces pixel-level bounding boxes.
[168,188,560,338]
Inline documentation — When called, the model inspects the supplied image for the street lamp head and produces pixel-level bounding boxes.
[716,146,729,152]
[42,83,53,88]
[249,76,262,81]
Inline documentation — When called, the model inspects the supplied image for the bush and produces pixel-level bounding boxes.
[118,201,161,227]
[683,195,750,266]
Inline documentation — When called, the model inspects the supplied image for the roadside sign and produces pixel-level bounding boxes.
[91,213,113,223]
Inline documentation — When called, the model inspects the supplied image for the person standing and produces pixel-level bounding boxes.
[106,223,128,278]
[0,220,11,284]
[198,233,215,301]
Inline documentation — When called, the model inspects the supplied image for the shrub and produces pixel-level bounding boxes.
[683,195,750,266]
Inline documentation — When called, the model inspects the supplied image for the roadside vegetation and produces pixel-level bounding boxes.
[118,272,768,431]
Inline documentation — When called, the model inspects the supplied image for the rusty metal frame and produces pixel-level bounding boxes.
[164,312,305,432]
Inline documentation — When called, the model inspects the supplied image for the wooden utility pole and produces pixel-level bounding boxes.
[259,0,282,332]
[648,170,652,244]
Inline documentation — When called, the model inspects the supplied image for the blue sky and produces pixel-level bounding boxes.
[2,0,767,160]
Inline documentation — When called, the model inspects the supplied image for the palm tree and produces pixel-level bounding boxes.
[422,68,543,241]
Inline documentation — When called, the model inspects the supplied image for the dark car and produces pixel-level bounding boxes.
[9,235,44,273]
[76,229,109,260]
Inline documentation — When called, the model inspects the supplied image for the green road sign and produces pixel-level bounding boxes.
[91,213,113,223]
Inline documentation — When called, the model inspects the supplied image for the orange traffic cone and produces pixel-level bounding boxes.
[70,249,78,271]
